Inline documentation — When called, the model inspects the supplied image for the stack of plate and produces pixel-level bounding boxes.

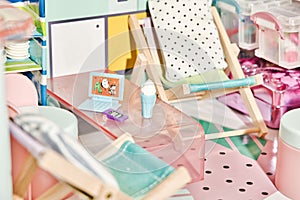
[1,47,7,65]
[5,40,30,60]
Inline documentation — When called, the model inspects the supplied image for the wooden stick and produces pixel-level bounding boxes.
[95,133,134,160]
[130,53,147,86]
[38,150,104,198]
[142,167,191,200]
[36,182,74,200]
[129,15,168,102]
[205,127,261,140]
[13,154,38,198]
[231,43,240,57]
[13,194,23,200]
[211,6,268,137]
[164,74,263,104]
[165,85,205,101]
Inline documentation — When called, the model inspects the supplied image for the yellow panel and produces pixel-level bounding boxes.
[108,12,147,71]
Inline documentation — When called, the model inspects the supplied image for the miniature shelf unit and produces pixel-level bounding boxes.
[6,1,47,105]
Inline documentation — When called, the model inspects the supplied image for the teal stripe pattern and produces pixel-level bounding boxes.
[103,141,175,198]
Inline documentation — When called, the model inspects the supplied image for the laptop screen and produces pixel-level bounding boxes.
[88,72,124,101]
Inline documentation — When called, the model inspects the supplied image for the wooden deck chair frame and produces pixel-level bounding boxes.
[11,121,191,200]
[128,6,268,138]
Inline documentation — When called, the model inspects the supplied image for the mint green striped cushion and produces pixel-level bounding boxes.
[102,141,175,198]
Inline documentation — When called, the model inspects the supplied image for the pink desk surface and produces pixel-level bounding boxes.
[48,72,280,199]
[47,72,205,181]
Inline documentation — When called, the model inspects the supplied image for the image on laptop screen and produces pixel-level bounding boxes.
[89,72,124,100]
[78,72,125,112]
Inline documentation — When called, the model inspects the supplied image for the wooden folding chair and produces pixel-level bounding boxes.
[128,4,268,138]
[10,114,191,200]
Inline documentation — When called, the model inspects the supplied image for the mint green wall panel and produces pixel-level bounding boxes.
[138,0,148,11]
[45,0,149,22]
[46,0,108,21]
[107,0,138,15]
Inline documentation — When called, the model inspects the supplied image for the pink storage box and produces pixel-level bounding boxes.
[218,58,300,129]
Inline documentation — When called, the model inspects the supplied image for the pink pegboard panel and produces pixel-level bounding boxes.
[187,141,277,199]
[257,137,278,184]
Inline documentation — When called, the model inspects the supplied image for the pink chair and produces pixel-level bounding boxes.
[6,73,60,199]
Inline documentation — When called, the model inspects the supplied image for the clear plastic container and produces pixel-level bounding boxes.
[252,2,300,69]
[47,71,206,182]
[214,0,240,44]
[214,0,286,50]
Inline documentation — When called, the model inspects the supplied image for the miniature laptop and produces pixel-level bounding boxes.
[78,72,124,113]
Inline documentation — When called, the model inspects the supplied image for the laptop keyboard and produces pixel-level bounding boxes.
[78,99,120,113]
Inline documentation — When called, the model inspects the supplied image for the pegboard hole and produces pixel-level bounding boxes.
[225,179,233,183]
[246,163,253,167]
[266,172,273,176]
[202,186,210,191]
[223,165,230,169]
[239,188,246,192]
[246,181,253,185]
